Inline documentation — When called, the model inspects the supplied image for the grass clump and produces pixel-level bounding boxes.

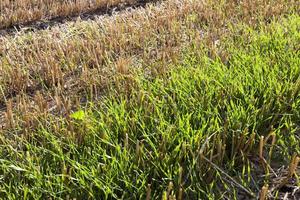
[1,14,299,199]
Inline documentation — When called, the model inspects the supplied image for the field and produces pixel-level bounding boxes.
[0,0,153,29]
[0,0,299,199]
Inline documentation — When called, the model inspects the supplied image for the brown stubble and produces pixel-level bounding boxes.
[0,0,149,29]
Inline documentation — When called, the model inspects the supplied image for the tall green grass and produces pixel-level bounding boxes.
[0,15,299,199]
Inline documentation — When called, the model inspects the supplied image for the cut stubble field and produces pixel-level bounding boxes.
[0,0,158,30]
[0,0,299,199]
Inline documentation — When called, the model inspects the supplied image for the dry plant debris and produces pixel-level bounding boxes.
[0,0,157,29]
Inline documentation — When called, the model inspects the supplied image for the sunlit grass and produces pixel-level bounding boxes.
[0,14,299,199]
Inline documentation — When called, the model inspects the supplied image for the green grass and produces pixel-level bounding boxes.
[1,15,300,199]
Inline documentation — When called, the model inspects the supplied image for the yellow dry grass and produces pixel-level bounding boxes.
[0,0,142,28]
